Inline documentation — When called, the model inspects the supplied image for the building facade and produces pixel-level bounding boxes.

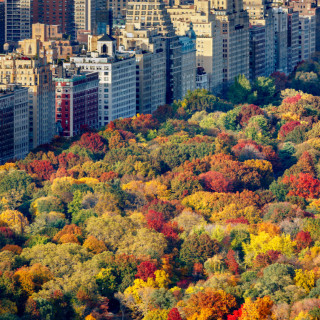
[53,65,99,137]
[5,0,31,42]
[0,53,55,148]
[167,0,223,92]
[67,35,136,127]
[31,0,74,36]
[119,24,167,114]
[126,0,182,103]
[179,30,196,98]
[249,24,266,81]
[0,85,29,164]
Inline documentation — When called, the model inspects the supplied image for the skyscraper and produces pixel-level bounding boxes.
[212,0,250,85]
[5,0,31,42]
[0,51,55,148]
[167,0,223,92]
[31,0,74,36]
[126,0,182,103]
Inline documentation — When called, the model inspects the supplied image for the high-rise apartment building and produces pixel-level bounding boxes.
[74,0,96,37]
[298,14,316,61]
[31,0,74,36]
[5,0,31,42]
[0,0,5,52]
[286,8,299,73]
[249,25,266,81]
[211,0,250,85]
[243,0,275,77]
[0,85,29,164]
[107,0,127,19]
[67,35,136,127]
[126,0,182,103]
[179,28,196,98]
[53,64,99,137]
[167,0,223,92]
[273,7,288,73]
[119,24,167,114]
[0,52,55,148]
[286,0,320,52]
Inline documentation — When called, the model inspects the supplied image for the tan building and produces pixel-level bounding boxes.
[17,23,80,62]
[119,24,167,114]
[167,0,223,92]
[0,52,55,148]
[107,0,127,19]
[126,0,182,103]
[211,0,250,85]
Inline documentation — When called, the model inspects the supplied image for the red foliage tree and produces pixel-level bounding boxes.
[145,210,179,240]
[227,307,242,320]
[225,217,249,225]
[199,171,234,192]
[225,249,239,275]
[167,308,182,320]
[253,250,281,269]
[279,121,301,139]
[135,261,157,281]
[131,114,159,134]
[152,104,175,123]
[283,94,302,105]
[26,160,54,180]
[238,104,264,127]
[295,231,313,251]
[271,71,288,91]
[283,173,320,199]
[77,132,106,153]
[99,171,119,182]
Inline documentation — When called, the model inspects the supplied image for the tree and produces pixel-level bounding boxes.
[83,235,107,254]
[282,173,320,199]
[179,234,220,268]
[227,74,252,104]
[13,263,53,295]
[239,297,273,320]
[167,308,182,320]
[135,261,157,281]
[0,210,29,234]
[199,171,234,192]
[183,288,237,320]
[76,132,107,153]
[225,249,239,275]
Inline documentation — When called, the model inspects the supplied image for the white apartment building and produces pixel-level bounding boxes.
[67,35,136,127]
[299,15,316,61]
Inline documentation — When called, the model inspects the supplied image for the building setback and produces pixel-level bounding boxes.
[53,65,99,137]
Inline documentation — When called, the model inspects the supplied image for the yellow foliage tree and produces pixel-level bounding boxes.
[240,296,273,320]
[0,210,29,233]
[85,314,97,320]
[294,269,315,293]
[243,232,296,266]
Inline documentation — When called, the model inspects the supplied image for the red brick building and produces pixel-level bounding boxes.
[54,65,99,137]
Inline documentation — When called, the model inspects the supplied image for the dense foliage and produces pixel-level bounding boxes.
[2,67,320,319]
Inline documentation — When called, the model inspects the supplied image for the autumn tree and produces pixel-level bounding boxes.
[183,288,237,320]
